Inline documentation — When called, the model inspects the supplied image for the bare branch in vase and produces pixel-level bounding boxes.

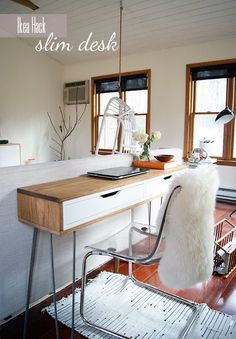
[47,102,87,161]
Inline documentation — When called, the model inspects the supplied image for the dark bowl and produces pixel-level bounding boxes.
[154,154,174,162]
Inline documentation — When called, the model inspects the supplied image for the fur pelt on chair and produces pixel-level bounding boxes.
[157,166,219,290]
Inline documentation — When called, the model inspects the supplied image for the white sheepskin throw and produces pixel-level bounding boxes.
[158,166,219,290]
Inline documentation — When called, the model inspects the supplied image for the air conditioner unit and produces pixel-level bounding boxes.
[63,80,89,105]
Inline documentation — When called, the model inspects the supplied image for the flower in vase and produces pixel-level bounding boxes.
[132,131,148,144]
[133,130,161,161]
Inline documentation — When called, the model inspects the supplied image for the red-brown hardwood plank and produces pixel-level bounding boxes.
[211,269,236,314]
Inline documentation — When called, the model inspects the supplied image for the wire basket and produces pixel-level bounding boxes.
[213,218,236,277]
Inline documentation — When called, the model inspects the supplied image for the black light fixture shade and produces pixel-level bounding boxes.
[215,106,234,125]
[11,0,39,10]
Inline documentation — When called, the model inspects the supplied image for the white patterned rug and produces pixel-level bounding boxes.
[45,271,236,338]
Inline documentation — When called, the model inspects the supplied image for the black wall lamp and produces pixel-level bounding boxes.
[215,106,235,125]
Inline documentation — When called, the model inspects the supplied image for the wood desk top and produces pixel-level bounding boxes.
[17,166,186,203]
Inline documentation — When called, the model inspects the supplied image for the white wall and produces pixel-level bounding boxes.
[65,38,236,188]
[0,39,64,164]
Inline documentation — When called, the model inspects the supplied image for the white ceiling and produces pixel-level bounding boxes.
[1,0,236,64]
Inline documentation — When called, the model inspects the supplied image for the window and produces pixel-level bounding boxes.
[184,60,236,166]
[91,70,150,154]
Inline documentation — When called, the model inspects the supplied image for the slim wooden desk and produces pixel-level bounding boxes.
[17,167,186,338]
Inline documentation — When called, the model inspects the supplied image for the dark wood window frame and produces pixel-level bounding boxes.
[184,59,236,166]
[91,69,151,154]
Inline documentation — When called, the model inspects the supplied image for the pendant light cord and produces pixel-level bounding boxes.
[118,0,123,97]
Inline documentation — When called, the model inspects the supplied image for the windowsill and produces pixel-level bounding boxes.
[216,160,236,167]
[183,157,236,167]
[91,150,115,155]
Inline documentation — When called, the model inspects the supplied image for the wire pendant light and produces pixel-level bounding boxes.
[118,0,123,96]
[95,0,137,155]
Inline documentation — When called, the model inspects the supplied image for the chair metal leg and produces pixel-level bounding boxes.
[80,250,198,339]
[128,204,152,278]
[128,209,135,277]
[128,226,133,277]
[23,228,39,339]
[50,234,60,339]
[71,231,76,339]
[80,251,129,338]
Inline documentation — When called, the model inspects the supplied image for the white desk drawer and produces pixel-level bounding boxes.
[146,175,171,199]
[63,183,145,230]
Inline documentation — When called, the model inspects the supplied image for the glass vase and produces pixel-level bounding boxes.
[139,146,151,161]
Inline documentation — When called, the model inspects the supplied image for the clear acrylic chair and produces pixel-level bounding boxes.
[95,97,137,155]
[80,184,200,338]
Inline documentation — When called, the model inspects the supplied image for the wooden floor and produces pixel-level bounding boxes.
[1,202,236,339]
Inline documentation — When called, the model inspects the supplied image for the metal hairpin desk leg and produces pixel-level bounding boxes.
[128,204,152,277]
[147,200,152,225]
[23,228,39,339]
[50,234,60,339]
[128,208,135,277]
[71,231,76,339]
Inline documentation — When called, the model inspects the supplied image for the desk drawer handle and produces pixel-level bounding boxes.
[101,191,120,198]
[164,175,172,180]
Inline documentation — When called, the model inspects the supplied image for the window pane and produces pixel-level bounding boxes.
[135,115,146,133]
[100,92,119,115]
[126,90,147,113]
[195,79,227,112]
[98,116,118,149]
[193,114,224,157]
